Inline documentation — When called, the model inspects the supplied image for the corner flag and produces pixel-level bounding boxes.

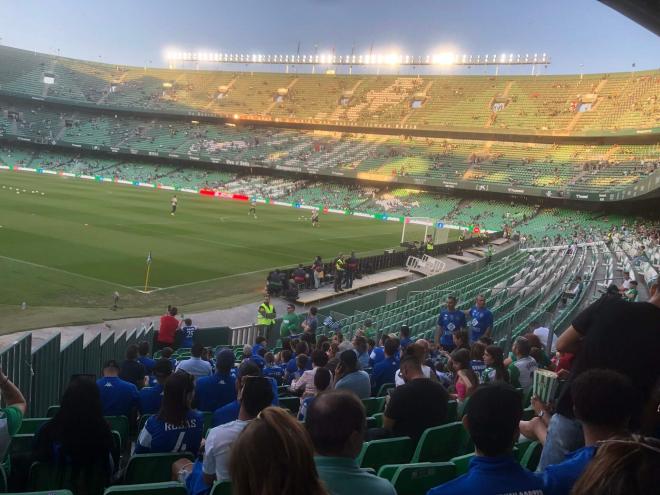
[144,251,153,291]
[146,251,153,265]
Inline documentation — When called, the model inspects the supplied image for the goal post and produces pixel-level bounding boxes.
[400,217,435,244]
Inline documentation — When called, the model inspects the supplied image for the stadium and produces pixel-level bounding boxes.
[0,1,658,494]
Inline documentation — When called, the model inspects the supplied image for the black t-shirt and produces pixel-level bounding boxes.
[555,295,660,425]
[385,377,448,442]
[119,359,146,388]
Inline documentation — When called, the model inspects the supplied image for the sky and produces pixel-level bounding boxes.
[0,0,658,75]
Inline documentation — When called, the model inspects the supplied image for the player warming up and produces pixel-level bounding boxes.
[170,195,178,216]
[311,209,320,227]
[249,199,257,219]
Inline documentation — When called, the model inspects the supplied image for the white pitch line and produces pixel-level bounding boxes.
[0,253,140,292]
[149,265,282,293]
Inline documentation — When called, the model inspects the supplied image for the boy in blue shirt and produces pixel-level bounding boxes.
[427,383,543,495]
[96,360,139,417]
[399,325,412,350]
[178,318,197,349]
[371,338,400,395]
[435,295,466,352]
[537,369,635,495]
[139,358,172,415]
[262,352,284,385]
[195,349,237,412]
[467,294,493,342]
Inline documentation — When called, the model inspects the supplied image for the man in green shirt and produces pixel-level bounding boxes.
[0,367,28,473]
[280,303,301,338]
[624,280,639,302]
[306,390,396,495]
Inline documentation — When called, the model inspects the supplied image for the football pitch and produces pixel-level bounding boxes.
[0,170,430,333]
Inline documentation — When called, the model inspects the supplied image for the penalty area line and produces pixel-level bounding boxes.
[148,265,282,293]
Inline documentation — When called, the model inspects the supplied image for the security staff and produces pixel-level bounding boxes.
[426,235,434,254]
[256,294,276,339]
[334,254,346,293]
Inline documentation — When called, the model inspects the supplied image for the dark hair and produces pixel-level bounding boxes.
[484,345,509,383]
[384,337,400,357]
[126,344,138,360]
[258,347,266,357]
[103,359,120,371]
[281,349,292,363]
[453,330,470,349]
[399,354,422,373]
[450,348,479,388]
[153,358,173,378]
[311,350,329,367]
[158,372,195,426]
[314,368,332,392]
[296,354,308,369]
[470,342,486,361]
[301,333,316,347]
[191,343,204,358]
[571,436,660,495]
[571,369,637,427]
[514,337,531,356]
[229,407,328,495]
[34,377,114,467]
[310,306,318,316]
[400,325,410,338]
[306,390,365,456]
[138,341,150,357]
[295,341,308,355]
[338,349,358,371]
[240,377,274,417]
[320,342,330,353]
[255,336,267,345]
[265,352,274,364]
[465,383,522,456]
[184,318,192,326]
[161,347,174,359]
[238,360,262,380]
[353,336,367,354]
[168,306,178,316]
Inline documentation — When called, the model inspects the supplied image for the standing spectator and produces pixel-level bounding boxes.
[178,318,197,348]
[0,367,27,463]
[399,325,412,350]
[137,341,156,374]
[157,306,180,350]
[33,377,116,479]
[448,348,479,401]
[539,281,660,470]
[436,295,466,352]
[509,337,537,393]
[194,349,237,413]
[307,391,396,495]
[298,368,333,422]
[334,253,345,293]
[97,360,139,417]
[119,344,147,389]
[139,359,173,415]
[293,264,307,289]
[173,376,274,490]
[375,355,448,443]
[251,336,267,358]
[344,251,358,289]
[481,345,510,384]
[176,343,213,379]
[333,350,371,399]
[135,372,203,455]
[466,294,493,342]
[301,306,319,339]
[229,407,329,495]
[280,304,301,338]
[291,350,329,400]
[369,334,389,367]
[531,320,558,353]
[312,255,324,289]
[256,294,277,339]
[371,337,400,395]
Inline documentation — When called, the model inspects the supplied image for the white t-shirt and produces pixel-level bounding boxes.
[203,419,250,481]
[395,364,431,386]
[513,356,538,393]
[533,326,557,352]
[622,279,631,290]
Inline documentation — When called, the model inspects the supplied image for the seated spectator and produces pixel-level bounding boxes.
[262,352,284,385]
[228,407,328,495]
[571,435,660,495]
[252,336,267,357]
[194,349,236,412]
[135,371,203,455]
[299,368,332,422]
[307,391,396,495]
[326,343,340,373]
[97,360,139,417]
[291,350,329,400]
[523,333,553,370]
[161,347,178,369]
[353,336,370,369]
[157,305,180,350]
[333,349,371,399]
[537,369,637,495]
[373,355,448,443]
[508,337,537,392]
[176,343,213,379]
[395,341,434,386]
[0,367,28,463]
[285,342,310,382]
[174,375,275,491]
[291,354,309,382]
[371,337,400,394]
[469,341,487,378]
[178,318,197,348]
[427,383,543,495]
[481,345,510,384]
[624,280,639,302]
[139,359,173,415]
[531,320,558,352]
[448,348,479,401]
[33,377,116,480]
[137,341,156,374]
[452,329,470,351]
[119,344,147,388]
[399,325,412,350]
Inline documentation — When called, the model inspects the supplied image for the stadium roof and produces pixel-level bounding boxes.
[599,0,660,35]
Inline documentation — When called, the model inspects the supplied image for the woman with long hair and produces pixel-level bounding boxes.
[482,345,510,384]
[135,371,203,454]
[32,377,116,486]
[449,348,479,401]
[229,407,328,495]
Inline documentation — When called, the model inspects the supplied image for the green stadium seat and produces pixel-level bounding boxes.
[104,482,187,495]
[209,481,232,495]
[105,416,129,447]
[279,397,300,415]
[411,422,467,462]
[0,464,7,492]
[6,492,74,495]
[9,433,35,456]
[449,453,475,475]
[381,462,457,495]
[445,400,458,423]
[28,461,109,495]
[356,437,414,472]
[47,405,60,417]
[514,439,534,462]
[138,414,152,433]
[372,413,384,428]
[362,397,385,416]
[17,418,49,435]
[376,383,395,397]
[519,441,543,471]
[124,453,195,484]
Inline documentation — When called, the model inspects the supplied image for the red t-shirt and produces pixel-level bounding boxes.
[158,314,179,344]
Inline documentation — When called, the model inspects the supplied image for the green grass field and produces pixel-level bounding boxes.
[0,170,430,333]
